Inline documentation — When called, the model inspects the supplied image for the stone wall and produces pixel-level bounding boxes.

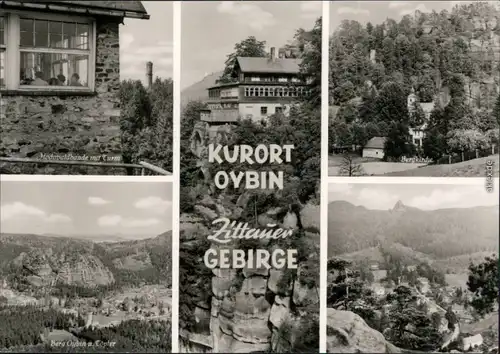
[0,17,123,175]
[180,198,320,353]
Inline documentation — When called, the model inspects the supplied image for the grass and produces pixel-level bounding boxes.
[328,154,425,176]
[384,155,500,177]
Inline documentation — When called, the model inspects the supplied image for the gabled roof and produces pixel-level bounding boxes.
[236,57,302,74]
[364,137,387,149]
[0,1,149,19]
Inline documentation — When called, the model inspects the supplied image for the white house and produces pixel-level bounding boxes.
[362,137,387,159]
[407,88,434,147]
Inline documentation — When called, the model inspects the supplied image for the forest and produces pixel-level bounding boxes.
[0,304,171,352]
[329,2,500,162]
[179,18,322,352]
[119,78,173,174]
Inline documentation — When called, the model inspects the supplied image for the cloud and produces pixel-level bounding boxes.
[389,2,410,9]
[134,196,171,214]
[356,188,400,210]
[120,33,134,50]
[0,202,71,223]
[408,185,497,210]
[337,6,370,16]
[400,3,429,16]
[329,183,353,200]
[217,1,276,31]
[121,40,173,81]
[88,197,111,205]
[300,1,322,19]
[97,214,160,228]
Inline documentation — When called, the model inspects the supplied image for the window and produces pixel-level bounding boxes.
[1,11,94,91]
[278,77,287,82]
[260,106,268,115]
[275,106,283,114]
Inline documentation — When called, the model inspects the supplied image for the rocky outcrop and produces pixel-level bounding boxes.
[327,308,402,353]
[181,194,320,353]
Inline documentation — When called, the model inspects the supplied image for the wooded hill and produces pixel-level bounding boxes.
[329,2,500,160]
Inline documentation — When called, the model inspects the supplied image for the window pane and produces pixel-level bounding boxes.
[0,18,4,46]
[63,22,76,48]
[0,50,4,86]
[76,24,89,50]
[20,19,34,47]
[49,21,63,48]
[20,52,89,87]
[34,20,49,47]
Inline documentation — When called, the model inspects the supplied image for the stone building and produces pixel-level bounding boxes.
[201,47,309,124]
[362,136,387,159]
[0,1,149,167]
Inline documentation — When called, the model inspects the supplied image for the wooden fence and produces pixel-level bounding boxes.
[0,157,171,176]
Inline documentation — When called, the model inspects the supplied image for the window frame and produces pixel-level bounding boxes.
[0,16,6,87]
[1,9,96,94]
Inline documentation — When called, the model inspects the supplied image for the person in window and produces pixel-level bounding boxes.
[48,78,59,86]
[69,73,82,86]
[31,71,48,86]
[57,74,66,86]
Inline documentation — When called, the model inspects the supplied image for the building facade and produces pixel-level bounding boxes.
[0,1,149,172]
[201,47,309,124]
[407,88,435,148]
[362,136,387,159]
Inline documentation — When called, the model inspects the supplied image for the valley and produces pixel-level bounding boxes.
[0,232,172,352]
[327,200,499,353]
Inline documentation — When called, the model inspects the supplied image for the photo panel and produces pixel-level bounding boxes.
[328,1,500,177]
[0,1,173,176]
[179,1,322,352]
[0,177,173,352]
[326,178,499,353]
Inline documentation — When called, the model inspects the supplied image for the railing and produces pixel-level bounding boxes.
[0,157,172,175]
[433,145,498,165]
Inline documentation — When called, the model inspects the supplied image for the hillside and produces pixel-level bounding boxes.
[0,231,172,293]
[328,200,499,269]
[181,71,222,108]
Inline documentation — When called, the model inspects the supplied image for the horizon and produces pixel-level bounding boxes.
[0,230,172,242]
[0,181,173,236]
[329,182,500,210]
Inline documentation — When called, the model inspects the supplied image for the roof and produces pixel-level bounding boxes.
[364,137,387,149]
[236,57,302,74]
[1,1,149,19]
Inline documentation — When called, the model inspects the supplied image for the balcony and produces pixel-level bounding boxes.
[200,109,239,123]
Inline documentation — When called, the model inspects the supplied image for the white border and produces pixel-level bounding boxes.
[171,0,181,352]
[328,176,499,185]
[0,175,173,182]
[320,1,330,353]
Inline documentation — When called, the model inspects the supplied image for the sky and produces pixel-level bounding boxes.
[329,182,500,210]
[0,181,172,239]
[181,1,322,89]
[330,1,484,32]
[120,1,173,82]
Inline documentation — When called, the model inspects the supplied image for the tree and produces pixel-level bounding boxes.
[338,153,364,176]
[375,81,410,125]
[494,93,500,127]
[467,255,499,317]
[298,17,322,109]
[219,36,267,83]
[423,127,448,161]
[447,129,488,153]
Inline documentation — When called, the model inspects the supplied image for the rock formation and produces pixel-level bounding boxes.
[180,196,320,353]
[327,308,402,353]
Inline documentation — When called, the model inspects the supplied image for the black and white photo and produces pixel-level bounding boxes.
[326,180,499,353]
[0,1,173,176]
[329,1,500,177]
[0,179,173,352]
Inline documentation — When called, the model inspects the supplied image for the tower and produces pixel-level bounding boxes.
[407,87,418,112]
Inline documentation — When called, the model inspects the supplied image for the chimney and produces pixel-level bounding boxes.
[270,47,276,61]
[146,61,153,89]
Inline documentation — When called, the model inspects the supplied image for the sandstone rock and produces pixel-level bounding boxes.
[268,269,293,295]
[269,295,291,328]
[283,211,299,229]
[194,205,218,220]
[327,309,401,353]
[242,265,269,278]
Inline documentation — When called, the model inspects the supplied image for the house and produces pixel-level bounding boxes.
[362,137,386,159]
[407,88,434,147]
[202,47,309,123]
[0,1,149,166]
